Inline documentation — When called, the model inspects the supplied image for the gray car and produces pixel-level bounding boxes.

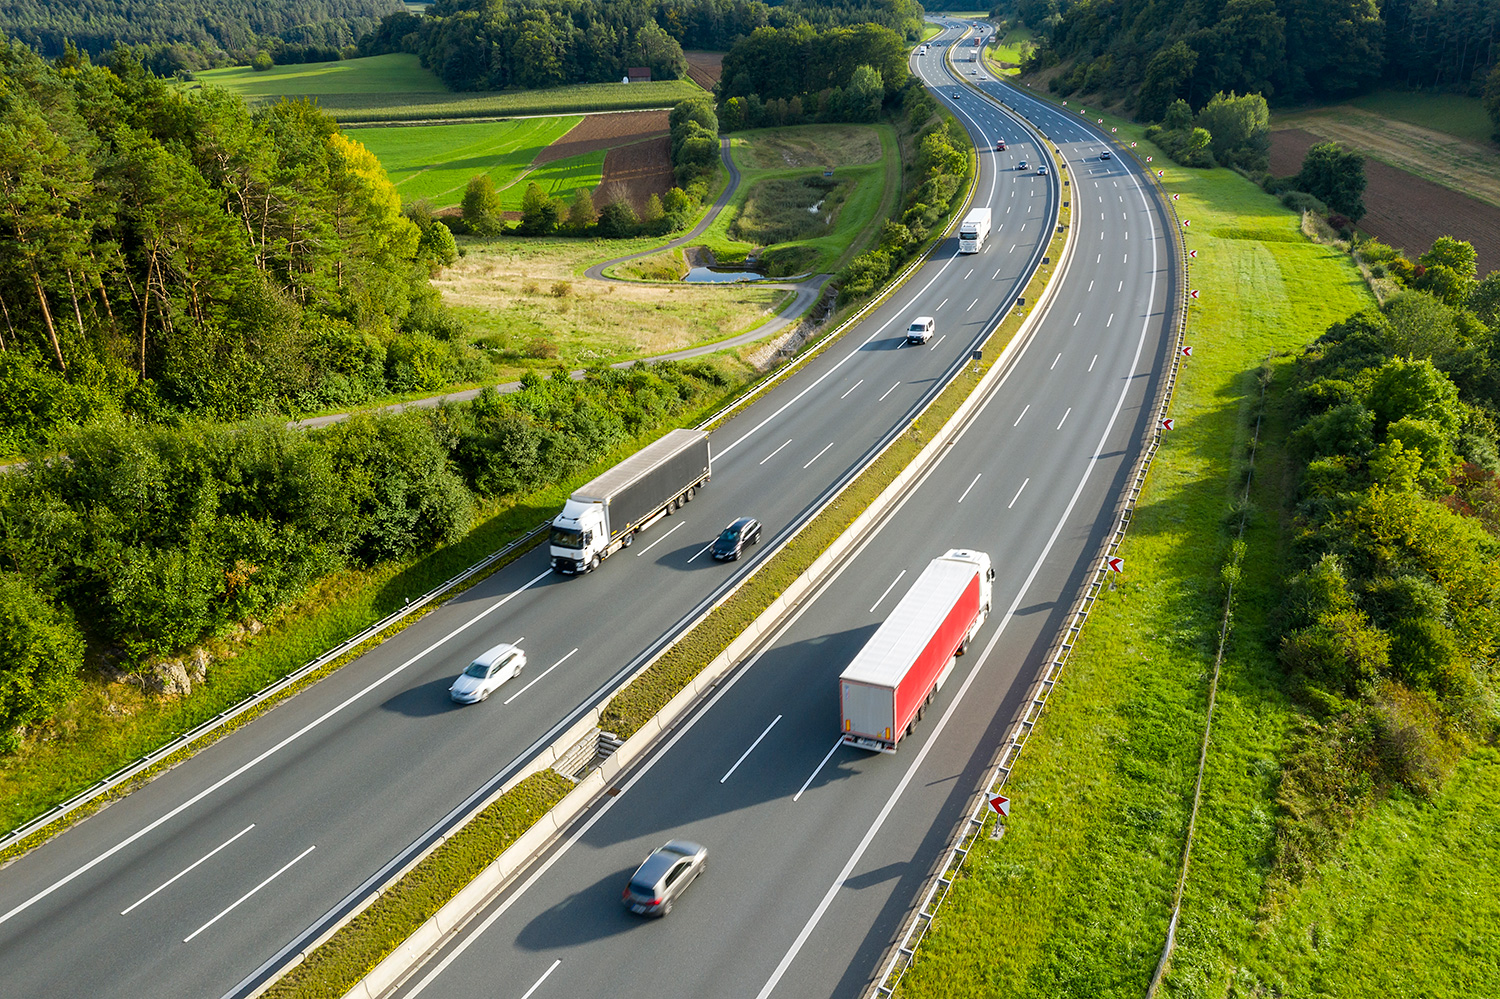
[622,840,707,917]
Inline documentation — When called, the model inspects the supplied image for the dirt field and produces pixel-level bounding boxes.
[533,110,669,166]
[684,51,723,92]
[596,135,676,213]
[1271,128,1500,276]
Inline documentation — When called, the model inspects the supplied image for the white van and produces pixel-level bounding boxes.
[906,316,935,344]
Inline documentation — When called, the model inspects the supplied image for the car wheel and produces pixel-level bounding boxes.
[659,899,673,916]
[480,688,491,702]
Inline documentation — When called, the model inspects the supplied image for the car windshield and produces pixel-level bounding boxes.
[717,527,739,544]
[550,527,584,549]
[463,661,489,678]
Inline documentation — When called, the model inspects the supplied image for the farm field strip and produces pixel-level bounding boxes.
[355,118,583,208]
[196,53,447,97]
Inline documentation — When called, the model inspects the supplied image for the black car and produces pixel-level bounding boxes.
[711,517,762,560]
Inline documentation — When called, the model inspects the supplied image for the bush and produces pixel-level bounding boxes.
[460,175,505,236]
[0,573,85,752]
[1280,190,1328,215]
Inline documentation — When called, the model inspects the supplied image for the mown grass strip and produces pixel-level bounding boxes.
[264,770,574,999]
[892,105,1375,998]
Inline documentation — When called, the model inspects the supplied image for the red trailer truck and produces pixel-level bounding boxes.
[839,549,994,752]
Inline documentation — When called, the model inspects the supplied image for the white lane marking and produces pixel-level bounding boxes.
[520,960,562,999]
[1124,254,1128,263]
[759,439,793,465]
[1101,212,1104,220]
[184,845,315,943]
[967,298,978,311]
[937,298,949,310]
[685,541,715,563]
[803,442,835,469]
[1009,244,1015,253]
[634,520,684,556]
[121,824,255,916]
[1051,353,1061,369]
[1107,313,1114,327]
[1123,211,1128,219]
[1073,313,1080,326]
[992,268,1002,280]
[1009,478,1030,508]
[1020,223,1026,232]
[1096,254,1100,263]
[879,381,901,401]
[751,156,1163,999]
[1089,354,1098,371]
[1056,407,1072,430]
[794,738,845,802]
[964,268,973,279]
[503,648,577,704]
[0,567,553,930]
[1126,231,1129,240]
[869,570,906,613]
[957,473,982,504]
[719,715,782,784]
[929,334,946,350]
[840,379,864,400]
[1013,404,1029,426]
[1118,280,1123,292]
[1087,280,1094,292]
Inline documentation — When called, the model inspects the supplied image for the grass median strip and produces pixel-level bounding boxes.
[264,769,573,999]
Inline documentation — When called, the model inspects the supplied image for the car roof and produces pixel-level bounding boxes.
[635,840,704,883]
[910,316,934,324]
[726,516,756,530]
[471,642,521,668]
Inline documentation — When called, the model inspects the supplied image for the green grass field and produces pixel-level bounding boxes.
[992,26,1036,66]
[1348,89,1493,145]
[893,106,1442,998]
[197,53,703,123]
[697,124,897,274]
[352,118,601,209]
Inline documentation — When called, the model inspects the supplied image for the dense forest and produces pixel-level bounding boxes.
[1011,0,1500,113]
[0,38,470,457]
[0,0,400,60]
[362,0,925,91]
[1274,240,1500,873]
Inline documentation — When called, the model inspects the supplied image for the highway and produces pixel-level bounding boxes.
[0,21,1070,999]
[377,24,1180,999]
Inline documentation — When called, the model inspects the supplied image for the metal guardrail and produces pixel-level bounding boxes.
[869,76,1192,999]
[0,521,551,854]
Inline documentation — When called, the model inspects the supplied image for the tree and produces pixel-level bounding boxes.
[251,51,273,71]
[518,182,562,236]
[461,174,505,236]
[595,200,639,238]
[566,187,597,233]
[1138,41,1198,122]
[1297,141,1366,221]
[0,572,84,752]
[1486,62,1500,140]
[1195,91,1271,169]
[846,65,884,123]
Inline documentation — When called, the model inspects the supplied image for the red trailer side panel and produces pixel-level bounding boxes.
[892,574,980,738]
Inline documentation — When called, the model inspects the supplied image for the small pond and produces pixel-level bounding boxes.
[682,266,768,283]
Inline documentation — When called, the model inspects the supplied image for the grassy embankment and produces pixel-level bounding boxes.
[436,238,792,378]
[196,53,702,123]
[355,117,608,211]
[615,124,898,278]
[888,105,1500,998]
[990,27,1035,73]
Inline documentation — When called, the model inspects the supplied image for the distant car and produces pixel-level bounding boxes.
[996,140,1006,151]
[1100,150,1112,160]
[1017,160,1028,170]
[1038,164,1049,175]
[952,90,962,99]
[449,643,525,703]
[711,516,762,560]
[622,840,707,917]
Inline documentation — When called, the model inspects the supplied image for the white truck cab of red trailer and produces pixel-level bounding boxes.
[839,549,993,752]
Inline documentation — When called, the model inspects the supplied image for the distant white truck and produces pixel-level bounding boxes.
[959,207,991,253]
[839,549,993,752]
[549,429,711,574]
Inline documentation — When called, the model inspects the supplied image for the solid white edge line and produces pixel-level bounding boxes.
[519,959,562,999]
[0,569,553,930]
[502,649,576,706]
[184,844,315,943]
[633,520,684,557]
[750,135,1162,999]
[719,715,783,784]
[121,823,255,916]
[793,738,845,803]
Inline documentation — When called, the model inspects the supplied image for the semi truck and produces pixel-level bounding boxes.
[549,429,711,574]
[958,207,991,253]
[839,549,993,752]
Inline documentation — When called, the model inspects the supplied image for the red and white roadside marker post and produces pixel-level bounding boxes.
[988,793,1010,838]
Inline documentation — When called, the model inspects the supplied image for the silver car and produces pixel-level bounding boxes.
[622,840,707,916]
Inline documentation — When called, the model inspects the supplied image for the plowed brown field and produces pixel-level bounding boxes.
[533,110,669,165]
[684,51,723,92]
[597,136,675,213]
[1271,128,1500,275]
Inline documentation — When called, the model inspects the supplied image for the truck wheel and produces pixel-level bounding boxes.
[958,637,969,656]
[622,532,633,548]
[589,555,601,572]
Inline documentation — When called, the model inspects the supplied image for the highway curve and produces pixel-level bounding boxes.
[0,22,1065,999]
[377,23,1181,999]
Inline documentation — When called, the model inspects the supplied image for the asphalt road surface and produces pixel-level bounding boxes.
[0,22,1075,999]
[380,25,1178,999]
